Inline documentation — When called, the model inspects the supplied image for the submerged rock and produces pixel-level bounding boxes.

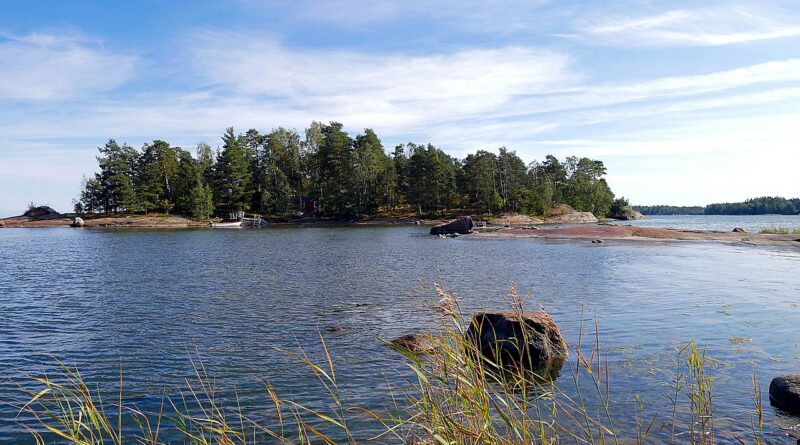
[430,216,473,235]
[466,312,567,369]
[391,333,435,353]
[770,375,800,414]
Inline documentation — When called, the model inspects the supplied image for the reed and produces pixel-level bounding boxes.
[16,283,778,444]
[759,226,800,234]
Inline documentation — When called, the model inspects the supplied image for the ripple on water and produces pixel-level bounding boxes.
[1,226,799,441]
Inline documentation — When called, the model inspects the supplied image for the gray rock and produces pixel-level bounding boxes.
[430,216,474,235]
[770,374,800,414]
[466,312,567,370]
[547,212,598,224]
[592,239,604,244]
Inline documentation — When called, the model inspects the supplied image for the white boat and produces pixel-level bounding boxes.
[209,220,242,228]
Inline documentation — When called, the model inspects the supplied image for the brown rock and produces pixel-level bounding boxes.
[466,311,567,370]
[391,333,435,353]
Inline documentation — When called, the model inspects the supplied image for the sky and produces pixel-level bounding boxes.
[1,0,799,216]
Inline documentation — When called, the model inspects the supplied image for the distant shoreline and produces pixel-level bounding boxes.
[473,225,800,248]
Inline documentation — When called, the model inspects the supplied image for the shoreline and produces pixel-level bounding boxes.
[3,214,800,249]
[473,225,800,248]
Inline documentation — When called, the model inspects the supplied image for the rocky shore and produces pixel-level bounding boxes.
[0,214,206,228]
[474,224,800,247]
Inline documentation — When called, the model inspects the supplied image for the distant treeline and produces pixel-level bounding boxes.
[635,197,800,216]
[632,205,705,215]
[76,122,618,219]
[705,197,800,215]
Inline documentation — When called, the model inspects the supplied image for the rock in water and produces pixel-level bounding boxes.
[732,227,747,233]
[391,333,435,353]
[592,239,604,244]
[71,217,85,227]
[430,216,474,235]
[466,312,567,369]
[770,375,800,414]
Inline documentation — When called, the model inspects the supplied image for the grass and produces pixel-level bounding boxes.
[759,226,800,234]
[15,283,782,444]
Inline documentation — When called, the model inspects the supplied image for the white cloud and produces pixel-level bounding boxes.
[570,5,800,47]
[0,32,137,100]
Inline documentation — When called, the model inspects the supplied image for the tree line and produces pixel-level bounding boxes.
[705,197,800,215]
[634,197,800,216]
[76,122,617,219]
[632,205,705,215]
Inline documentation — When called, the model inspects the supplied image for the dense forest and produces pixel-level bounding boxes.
[76,122,617,219]
[632,205,705,215]
[704,197,800,215]
[635,197,800,216]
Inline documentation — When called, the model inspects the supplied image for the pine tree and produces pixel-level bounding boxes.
[214,127,252,213]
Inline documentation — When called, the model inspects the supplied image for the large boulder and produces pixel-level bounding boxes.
[548,211,598,224]
[769,375,800,414]
[70,217,85,228]
[545,204,598,223]
[430,216,474,235]
[466,311,567,370]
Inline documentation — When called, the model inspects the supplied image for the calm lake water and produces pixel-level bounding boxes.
[2,216,800,443]
[627,214,800,233]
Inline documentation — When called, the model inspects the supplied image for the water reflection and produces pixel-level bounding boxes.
[1,226,799,442]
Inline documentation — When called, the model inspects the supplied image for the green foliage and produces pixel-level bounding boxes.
[705,196,800,215]
[760,226,800,234]
[403,143,458,215]
[610,196,633,220]
[137,140,178,213]
[214,128,252,213]
[633,205,705,215]
[76,123,620,220]
[190,182,214,220]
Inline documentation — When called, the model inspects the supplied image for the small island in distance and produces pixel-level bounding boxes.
[635,196,800,216]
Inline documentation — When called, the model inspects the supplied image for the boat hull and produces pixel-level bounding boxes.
[209,221,243,228]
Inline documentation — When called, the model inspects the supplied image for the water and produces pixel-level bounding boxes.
[626,214,800,233]
[1,217,800,443]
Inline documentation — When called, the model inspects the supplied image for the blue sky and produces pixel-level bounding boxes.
[1,0,799,215]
